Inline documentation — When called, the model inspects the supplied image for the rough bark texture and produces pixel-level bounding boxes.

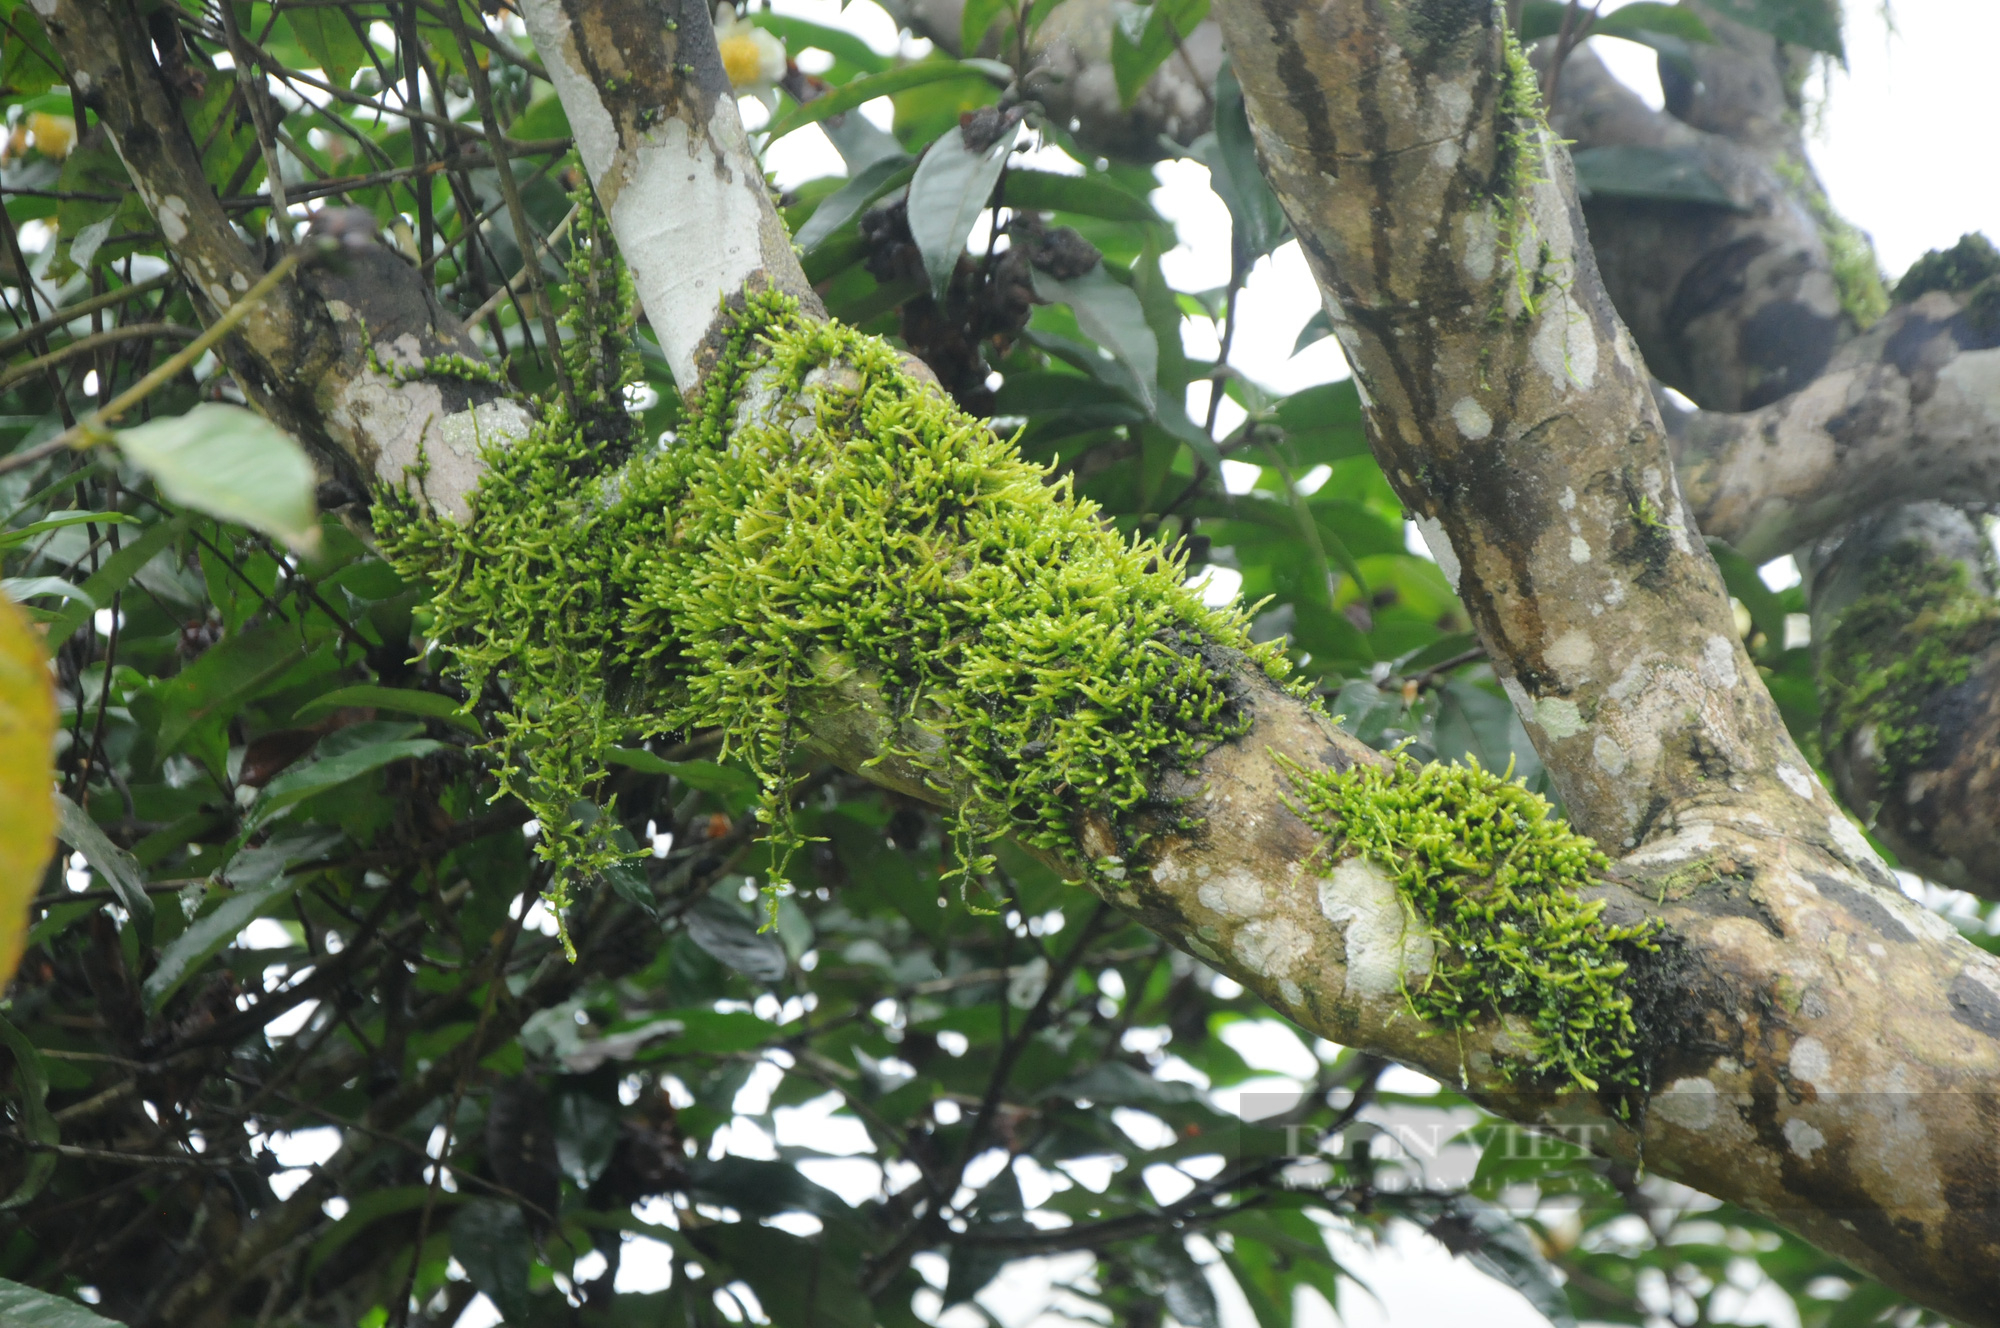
[38,0,532,521]
[1669,291,2000,562]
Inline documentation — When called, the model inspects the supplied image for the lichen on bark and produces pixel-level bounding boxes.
[374,218,1293,944]
[1284,754,1660,1091]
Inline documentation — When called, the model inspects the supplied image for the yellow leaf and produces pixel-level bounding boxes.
[0,591,56,991]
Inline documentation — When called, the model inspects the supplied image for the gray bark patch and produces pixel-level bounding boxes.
[1806,874,1915,942]
[1947,969,2000,1040]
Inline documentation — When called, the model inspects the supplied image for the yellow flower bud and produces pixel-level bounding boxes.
[27,112,75,160]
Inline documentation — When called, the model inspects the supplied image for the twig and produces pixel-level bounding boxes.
[0,323,198,394]
[462,199,582,332]
[0,238,336,478]
[0,272,176,362]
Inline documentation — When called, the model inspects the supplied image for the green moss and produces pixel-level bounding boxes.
[375,198,1290,949]
[1895,232,2000,302]
[1487,27,1564,329]
[1821,541,2000,788]
[1284,755,1659,1091]
[1772,157,1889,329]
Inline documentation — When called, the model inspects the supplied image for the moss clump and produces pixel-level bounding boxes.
[377,212,1289,946]
[1285,755,1658,1091]
[1895,232,2000,302]
[1821,541,2000,788]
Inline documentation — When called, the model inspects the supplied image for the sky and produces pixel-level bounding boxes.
[448,4,1997,1325]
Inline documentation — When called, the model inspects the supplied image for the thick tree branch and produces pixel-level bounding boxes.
[1670,292,2000,561]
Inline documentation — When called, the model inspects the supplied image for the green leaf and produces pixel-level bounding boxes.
[0,11,63,95]
[1592,2,1714,44]
[763,60,1007,143]
[52,791,153,928]
[114,404,321,553]
[1425,1195,1578,1328]
[0,1277,121,1327]
[1001,168,1162,221]
[1111,0,1210,109]
[683,896,789,982]
[45,515,187,647]
[553,1090,621,1188]
[250,737,444,826]
[1189,63,1289,273]
[1702,0,1842,56]
[603,749,758,802]
[960,0,1010,55]
[294,684,482,736]
[1131,1235,1221,1328]
[1572,146,1738,209]
[0,509,137,550]
[1032,265,1159,413]
[0,576,91,607]
[147,620,313,757]
[141,829,342,1011]
[288,4,369,88]
[450,1200,532,1322]
[747,12,890,74]
[1291,307,1333,357]
[793,154,914,253]
[908,119,1020,297]
[694,1223,874,1328]
[0,1017,56,1210]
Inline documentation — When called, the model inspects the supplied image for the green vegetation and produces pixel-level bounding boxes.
[379,226,1289,943]
[1285,755,1659,1091]
[1820,540,2000,787]
[1894,232,2000,301]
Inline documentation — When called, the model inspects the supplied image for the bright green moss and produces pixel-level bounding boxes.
[1285,755,1658,1091]
[375,203,1290,949]
[1821,541,2000,788]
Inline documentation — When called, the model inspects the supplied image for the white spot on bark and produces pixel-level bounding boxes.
[1789,1036,1832,1089]
[1559,487,1576,511]
[1432,139,1462,170]
[1783,1117,1826,1160]
[1319,858,1432,1003]
[1412,513,1460,590]
[1653,1077,1717,1130]
[1568,535,1591,563]
[1700,635,1739,690]
[1460,209,1498,283]
[230,272,249,293]
[1593,734,1628,776]
[1198,870,1268,919]
[1777,764,1815,801]
[1546,629,1595,680]
[158,195,190,245]
[1451,396,1491,439]
[1278,978,1304,1008]
[1236,917,1312,980]
[1534,696,1586,739]
[1434,81,1473,133]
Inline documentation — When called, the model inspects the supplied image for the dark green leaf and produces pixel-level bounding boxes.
[747,12,890,73]
[1002,168,1161,221]
[0,1277,121,1327]
[250,737,444,825]
[1291,307,1334,357]
[294,684,481,735]
[763,60,1007,143]
[908,119,1020,297]
[794,154,914,253]
[553,1090,621,1188]
[141,829,343,1011]
[1424,1195,1578,1328]
[52,792,152,928]
[1032,265,1159,412]
[1573,146,1737,209]
[683,896,789,982]
[449,1200,532,1323]
[0,1017,56,1211]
